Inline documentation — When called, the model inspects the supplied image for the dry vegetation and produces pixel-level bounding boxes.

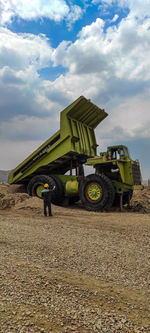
[0,184,150,333]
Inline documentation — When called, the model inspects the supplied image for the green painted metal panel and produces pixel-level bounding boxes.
[8,96,108,184]
[113,181,143,193]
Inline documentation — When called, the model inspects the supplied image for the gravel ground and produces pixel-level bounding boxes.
[0,186,150,332]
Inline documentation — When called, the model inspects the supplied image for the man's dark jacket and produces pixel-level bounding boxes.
[41,188,53,202]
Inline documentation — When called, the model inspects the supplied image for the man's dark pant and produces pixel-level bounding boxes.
[44,200,52,216]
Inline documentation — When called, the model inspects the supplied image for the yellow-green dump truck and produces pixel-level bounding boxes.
[8,96,143,211]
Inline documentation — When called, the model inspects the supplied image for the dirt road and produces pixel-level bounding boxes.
[0,185,150,332]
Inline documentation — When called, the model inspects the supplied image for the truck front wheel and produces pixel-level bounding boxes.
[99,174,115,210]
[79,174,108,211]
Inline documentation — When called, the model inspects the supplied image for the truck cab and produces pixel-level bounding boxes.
[106,145,130,160]
[86,144,143,197]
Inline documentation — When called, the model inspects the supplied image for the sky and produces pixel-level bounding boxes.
[0,0,150,179]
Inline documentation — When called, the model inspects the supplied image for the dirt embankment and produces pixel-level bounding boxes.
[0,185,150,332]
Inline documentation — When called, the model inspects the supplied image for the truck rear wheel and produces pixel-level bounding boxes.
[27,174,64,203]
[49,175,64,205]
[79,174,108,211]
[27,175,53,198]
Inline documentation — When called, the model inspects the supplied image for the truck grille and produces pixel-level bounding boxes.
[132,162,142,185]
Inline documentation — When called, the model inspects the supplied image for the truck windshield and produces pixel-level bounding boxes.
[108,146,130,160]
[119,148,125,157]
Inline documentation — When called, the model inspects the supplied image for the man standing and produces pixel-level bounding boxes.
[41,183,56,216]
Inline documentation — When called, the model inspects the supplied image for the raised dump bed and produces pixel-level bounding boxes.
[8,96,108,206]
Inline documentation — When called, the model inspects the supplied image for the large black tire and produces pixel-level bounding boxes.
[79,174,109,211]
[27,174,64,204]
[99,174,115,210]
[27,175,53,198]
[49,175,64,205]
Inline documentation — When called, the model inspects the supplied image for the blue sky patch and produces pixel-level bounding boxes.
[38,66,68,81]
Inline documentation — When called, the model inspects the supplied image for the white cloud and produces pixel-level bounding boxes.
[66,5,83,30]
[1,13,150,131]
[96,92,150,143]
[111,14,119,23]
[0,0,83,28]
[0,139,44,170]
[121,0,150,19]
[52,18,107,73]
[0,0,69,25]
[0,114,59,140]
[0,27,53,71]
[0,28,61,121]
[52,15,150,82]
[92,0,150,19]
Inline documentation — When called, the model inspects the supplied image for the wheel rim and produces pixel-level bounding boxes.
[85,182,103,203]
[35,184,44,198]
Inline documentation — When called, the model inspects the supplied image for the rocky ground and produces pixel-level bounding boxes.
[0,185,150,333]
